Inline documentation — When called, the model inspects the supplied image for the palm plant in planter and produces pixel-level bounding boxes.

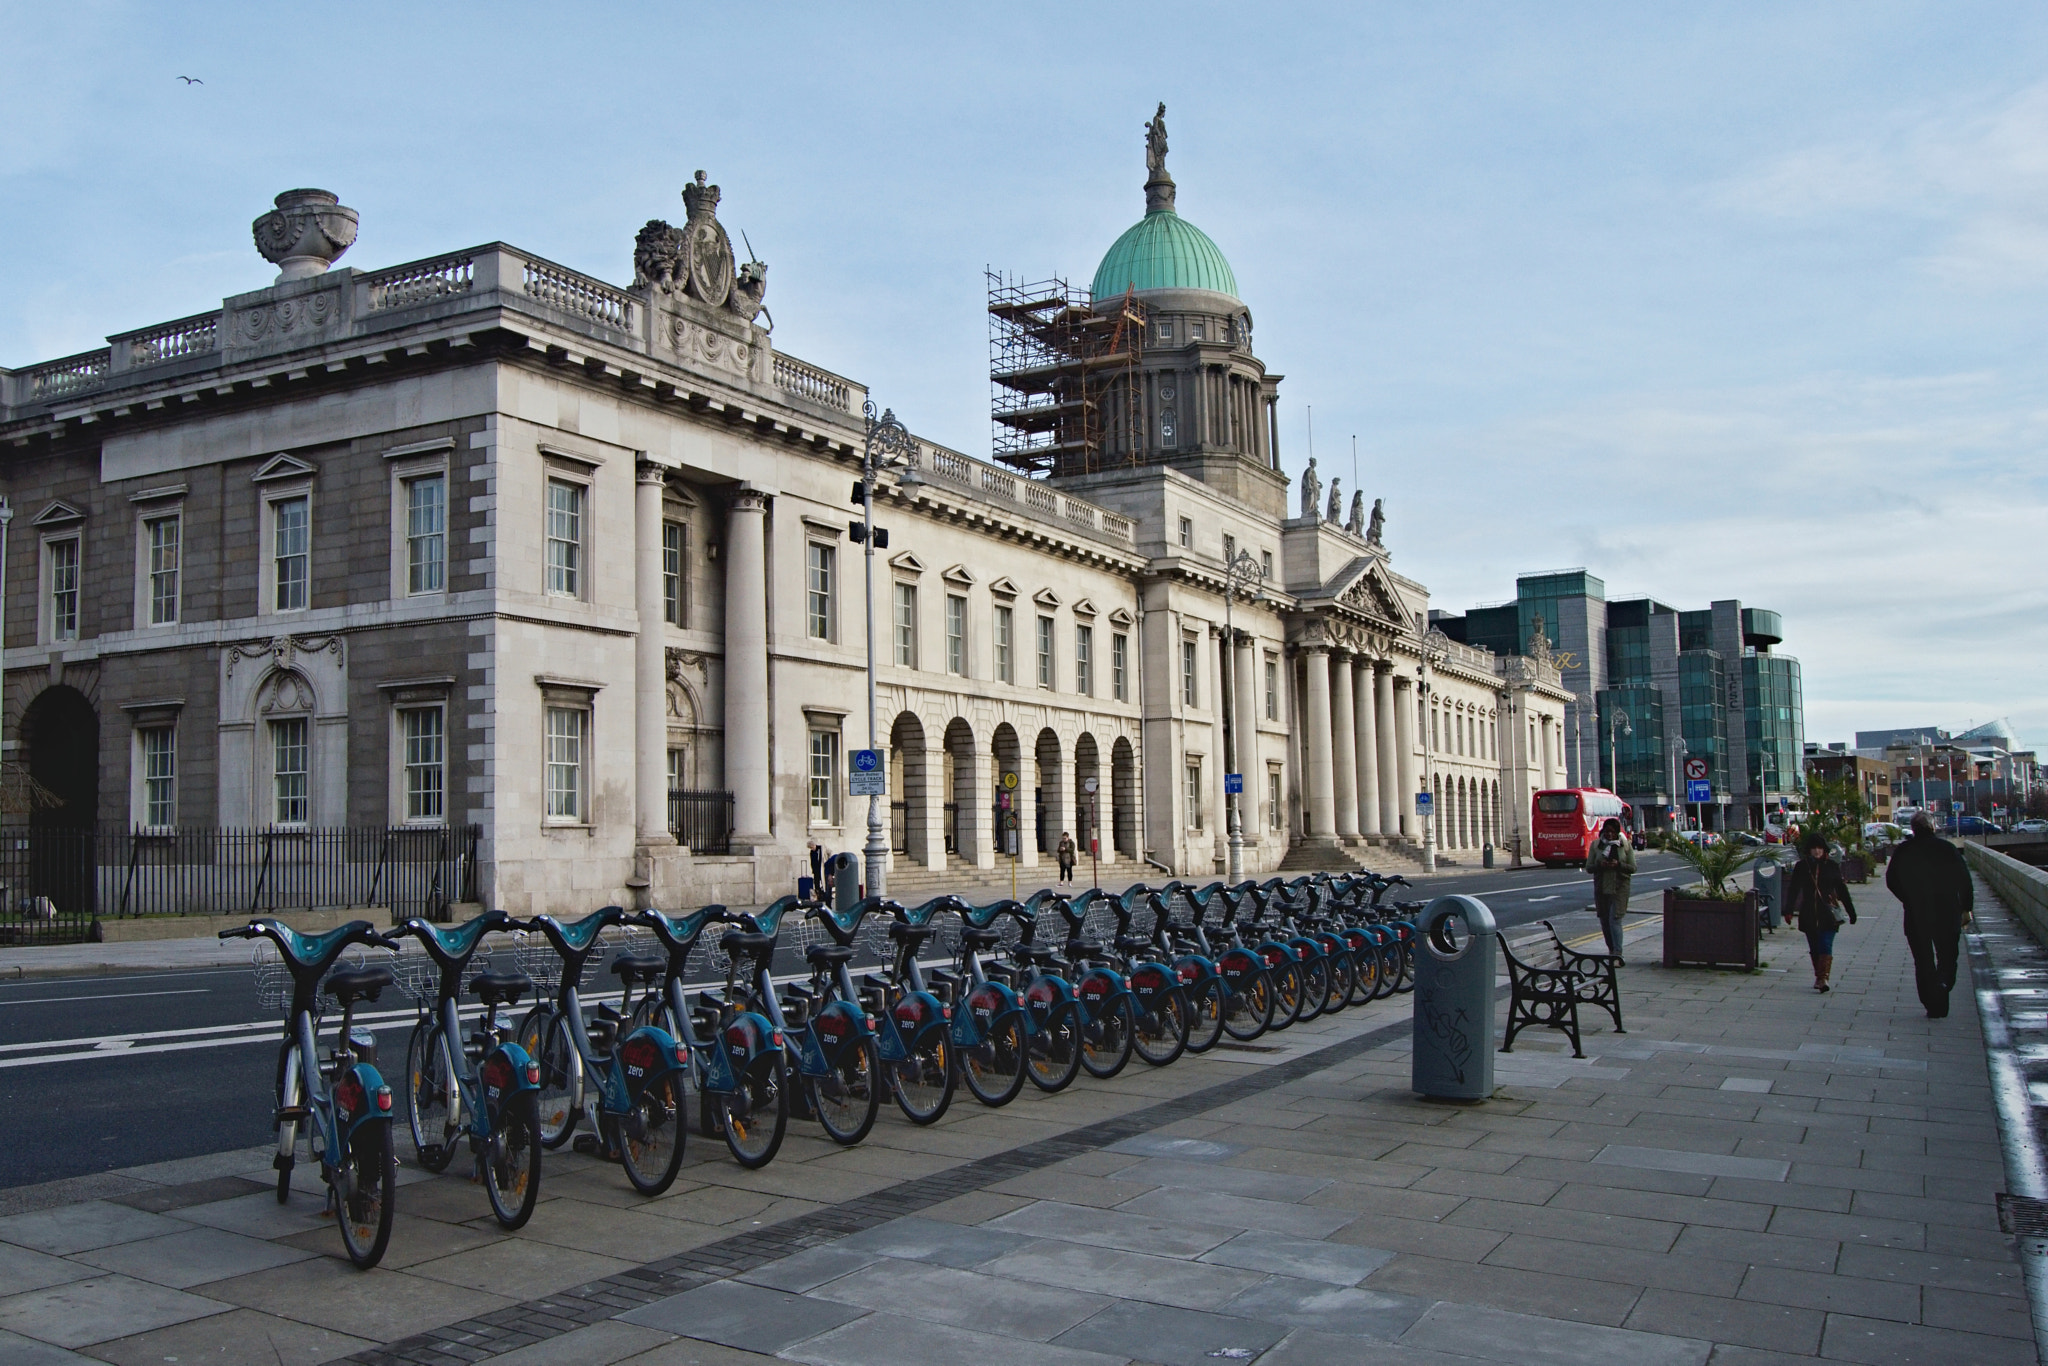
[1662,837,1777,969]
[1666,836,1767,901]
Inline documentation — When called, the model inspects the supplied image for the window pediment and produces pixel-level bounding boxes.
[31,500,84,527]
[889,551,926,575]
[1071,598,1098,619]
[941,564,975,586]
[1032,588,1061,609]
[253,454,318,484]
[988,576,1019,599]
[1108,607,1134,627]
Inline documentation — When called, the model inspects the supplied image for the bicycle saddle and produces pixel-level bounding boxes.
[470,971,533,1006]
[961,927,1004,949]
[326,965,393,1006]
[400,910,515,966]
[805,942,857,965]
[1112,934,1152,956]
[718,929,777,956]
[610,955,665,985]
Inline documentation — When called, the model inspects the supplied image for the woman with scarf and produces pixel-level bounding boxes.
[1784,830,1858,993]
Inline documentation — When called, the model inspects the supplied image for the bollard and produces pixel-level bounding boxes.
[1412,894,1498,1102]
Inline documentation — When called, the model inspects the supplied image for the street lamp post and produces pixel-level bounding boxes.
[858,401,916,899]
[1607,706,1632,823]
[1221,547,1265,885]
[1419,628,1450,873]
[1673,736,1689,833]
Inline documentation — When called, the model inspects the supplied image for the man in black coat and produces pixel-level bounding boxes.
[1885,812,1974,1018]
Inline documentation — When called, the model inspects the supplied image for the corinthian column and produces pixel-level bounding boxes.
[725,489,771,840]
[1330,653,1360,840]
[1355,658,1381,836]
[635,462,671,845]
[1302,646,1337,842]
[1375,666,1400,834]
[1393,674,1418,837]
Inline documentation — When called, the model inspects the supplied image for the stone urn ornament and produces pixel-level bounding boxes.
[252,189,358,282]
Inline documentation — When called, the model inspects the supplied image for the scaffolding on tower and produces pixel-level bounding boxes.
[987,272,1145,480]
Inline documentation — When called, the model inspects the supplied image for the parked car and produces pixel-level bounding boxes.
[1958,815,2001,835]
[2013,819,2048,835]
[1862,822,1906,846]
[1678,830,1721,847]
[1729,831,1766,848]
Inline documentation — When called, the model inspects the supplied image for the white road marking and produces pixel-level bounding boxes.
[0,988,211,1006]
[1527,895,1561,903]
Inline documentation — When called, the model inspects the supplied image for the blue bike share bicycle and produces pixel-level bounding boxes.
[221,918,400,1268]
[391,910,544,1229]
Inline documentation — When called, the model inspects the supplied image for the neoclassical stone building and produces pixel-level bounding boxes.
[0,121,1571,917]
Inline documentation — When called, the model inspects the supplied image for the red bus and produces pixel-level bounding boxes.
[1532,788,1633,867]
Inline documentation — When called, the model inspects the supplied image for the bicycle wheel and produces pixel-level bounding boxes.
[960,1011,1028,1107]
[722,1053,788,1168]
[619,1073,687,1195]
[482,1092,542,1229]
[1323,949,1355,1014]
[404,1022,456,1174]
[1296,953,1330,1021]
[334,1122,395,1269]
[1025,996,1083,1092]
[811,1034,881,1145]
[1267,957,1305,1030]
[1221,967,1274,1041]
[1080,993,1136,1079]
[1348,941,1379,1005]
[891,1031,956,1125]
[520,1010,580,1150]
[1132,988,1190,1067]
[1182,976,1227,1053]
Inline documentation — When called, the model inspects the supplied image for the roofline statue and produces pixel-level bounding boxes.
[1144,102,1177,214]
[1299,457,1321,521]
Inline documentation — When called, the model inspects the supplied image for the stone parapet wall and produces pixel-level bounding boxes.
[1965,840,2048,945]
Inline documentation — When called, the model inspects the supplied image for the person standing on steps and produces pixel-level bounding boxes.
[1056,831,1077,884]
[1584,817,1635,964]
[1884,811,1973,1018]
[1786,830,1857,993]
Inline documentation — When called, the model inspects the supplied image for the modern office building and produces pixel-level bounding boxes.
[1437,572,1803,830]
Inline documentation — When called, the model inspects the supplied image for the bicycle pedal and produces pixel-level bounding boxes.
[572,1133,601,1155]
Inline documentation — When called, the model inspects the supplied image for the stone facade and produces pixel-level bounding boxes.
[0,153,1571,914]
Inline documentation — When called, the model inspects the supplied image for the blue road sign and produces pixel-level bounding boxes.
[1416,792,1434,815]
[1224,773,1244,795]
[849,748,886,796]
[852,748,881,773]
[1686,778,1713,803]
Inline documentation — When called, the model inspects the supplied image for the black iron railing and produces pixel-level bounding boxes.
[668,791,734,855]
[0,824,482,946]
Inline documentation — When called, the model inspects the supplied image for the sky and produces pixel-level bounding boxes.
[2,1,2043,751]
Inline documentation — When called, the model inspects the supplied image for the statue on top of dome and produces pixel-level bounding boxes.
[1144,102,1177,214]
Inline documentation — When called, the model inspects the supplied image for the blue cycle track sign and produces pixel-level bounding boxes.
[1686,779,1712,803]
[849,748,886,796]
[1224,773,1243,795]
[1415,792,1433,815]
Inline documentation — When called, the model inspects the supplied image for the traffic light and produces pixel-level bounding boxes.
[851,480,868,505]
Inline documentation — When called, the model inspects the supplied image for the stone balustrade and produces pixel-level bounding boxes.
[900,438,1134,551]
[772,354,858,412]
[113,312,220,369]
[521,258,635,332]
[364,253,475,311]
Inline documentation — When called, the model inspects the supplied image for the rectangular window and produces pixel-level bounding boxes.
[544,706,586,822]
[1036,615,1054,690]
[667,747,685,794]
[1223,533,1236,565]
[405,474,446,595]
[1182,639,1199,707]
[1178,517,1193,548]
[1075,624,1093,696]
[994,605,1014,683]
[1185,761,1203,829]
[544,479,582,598]
[894,582,918,668]
[273,495,309,611]
[146,515,180,625]
[47,538,79,641]
[401,706,445,822]
[1112,632,1129,701]
[140,726,175,828]
[1265,656,1279,721]
[662,520,685,626]
[809,729,839,825]
[946,594,966,676]
[1261,550,1273,581]
[1269,769,1284,831]
[271,717,309,826]
[806,543,834,640]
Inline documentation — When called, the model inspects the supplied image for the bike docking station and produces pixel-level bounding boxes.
[1411,894,1497,1104]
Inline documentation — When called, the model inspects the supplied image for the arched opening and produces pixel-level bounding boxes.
[1111,737,1138,859]
[21,685,99,916]
[991,723,1021,863]
[889,712,929,864]
[1073,733,1101,863]
[943,718,977,861]
[1033,728,1063,857]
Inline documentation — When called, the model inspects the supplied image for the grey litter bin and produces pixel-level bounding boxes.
[1753,860,1784,928]
[1412,894,1498,1102]
[830,851,863,910]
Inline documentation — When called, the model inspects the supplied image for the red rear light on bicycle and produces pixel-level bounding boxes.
[375,1086,393,1112]
[771,1032,785,1050]
[674,1045,688,1066]
[525,1062,541,1086]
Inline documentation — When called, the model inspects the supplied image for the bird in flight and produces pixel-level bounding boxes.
[177,75,202,84]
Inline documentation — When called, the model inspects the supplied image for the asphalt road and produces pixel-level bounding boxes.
[0,853,1691,1190]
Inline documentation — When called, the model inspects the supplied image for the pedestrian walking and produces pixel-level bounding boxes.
[806,840,824,903]
[1785,830,1857,993]
[1056,831,1077,884]
[1583,817,1634,964]
[1884,811,1973,1018]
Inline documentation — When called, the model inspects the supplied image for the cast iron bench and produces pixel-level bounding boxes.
[1497,934,1584,1059]
[1542,919,1625,1035]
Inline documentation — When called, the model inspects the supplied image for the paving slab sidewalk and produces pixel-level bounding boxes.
[0,878,2032,1365]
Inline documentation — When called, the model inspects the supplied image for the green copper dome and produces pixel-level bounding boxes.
[1090,209,1239,302]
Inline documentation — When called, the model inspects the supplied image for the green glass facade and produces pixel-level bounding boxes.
[1459,603,1521,656]
[1744,654,1805,801]
[1516,570,1604,653]
[1596,688,1664,796]
[1679,651,1729,786]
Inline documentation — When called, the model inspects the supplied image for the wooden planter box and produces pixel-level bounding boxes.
[1842,854,1870,884]
[1662,888,1759,970]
